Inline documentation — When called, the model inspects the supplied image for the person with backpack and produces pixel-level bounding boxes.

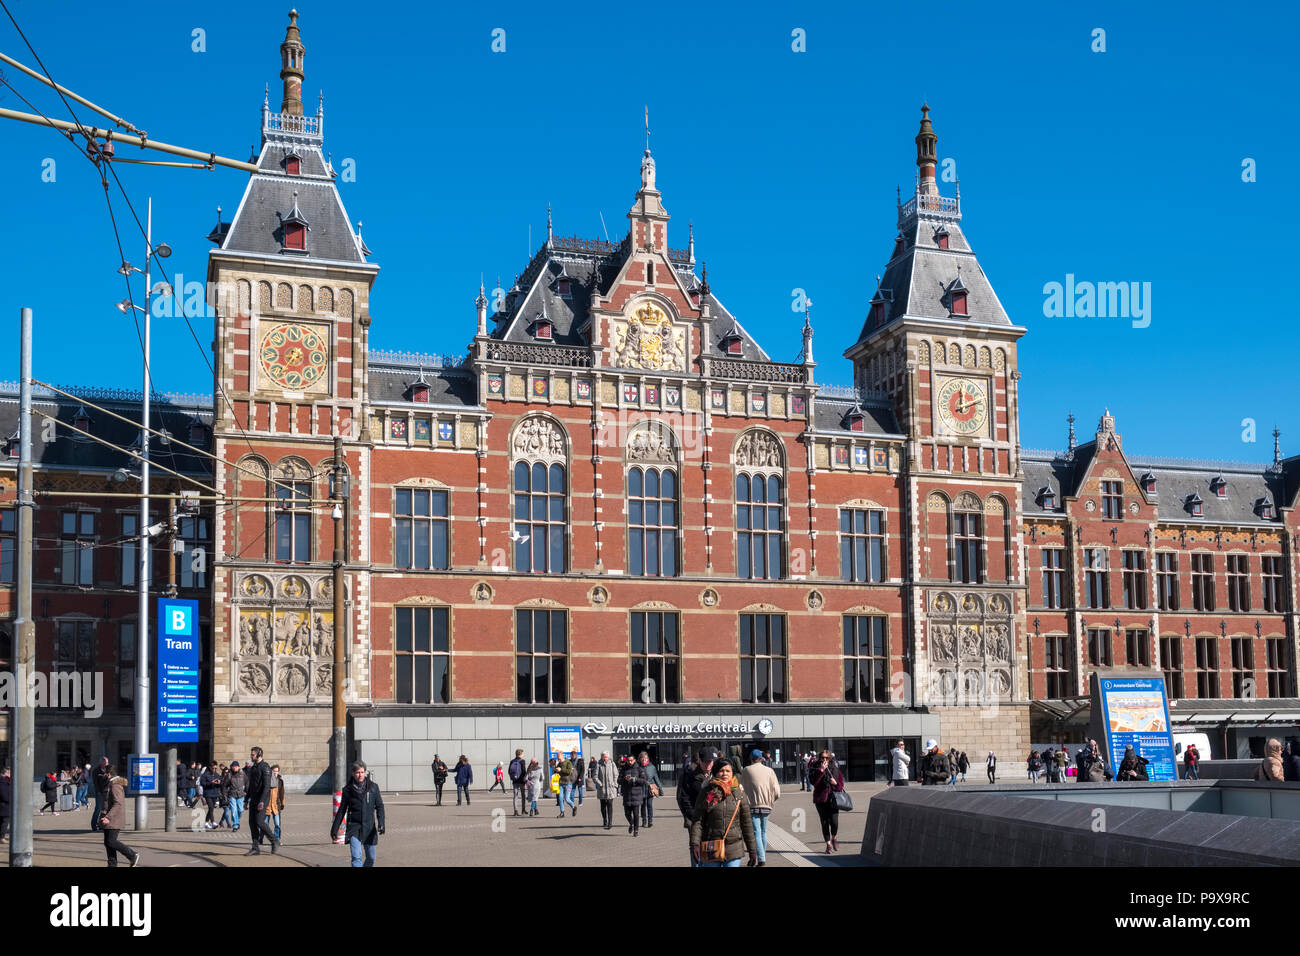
[39,772,59,815]
[1183,743,1201,780]
[508,749,528,816]
[488,763,506,794]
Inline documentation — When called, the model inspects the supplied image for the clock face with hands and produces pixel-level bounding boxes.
[935,376,989,436]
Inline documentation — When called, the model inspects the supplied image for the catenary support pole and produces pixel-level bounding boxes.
[134,201,153,830]
[332,433,346,841]
[10,307,35,867]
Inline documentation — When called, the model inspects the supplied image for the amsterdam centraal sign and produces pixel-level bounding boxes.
[583,718,774,738]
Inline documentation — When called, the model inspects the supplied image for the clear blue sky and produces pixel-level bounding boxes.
[1,0,1296,461]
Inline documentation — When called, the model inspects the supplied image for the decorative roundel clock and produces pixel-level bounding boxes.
[935,376,989,436]
[259,322,328,391]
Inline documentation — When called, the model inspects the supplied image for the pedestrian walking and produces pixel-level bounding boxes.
[890,740,911,787]
[1055,748,1069,783]
[1027,750,1041,783]
[0,766,11,843]
[986,751,997,784]
[1254,738,1284,782]
[431,755,449,805]
[797,751,811,791]
[1184,743,1202,781]
[573,751,586,809]
[1283,740,1300,782]
[91,757,110,832]
[454,755,473,805]
[593,751,618,829]
[508,749,528,815]
[678,747,716,867]
[946,748,960,785]
[1043,747,1058,784]
[958,751,970,782]
[98,764,140,867]
[189,762,201,808]
[176,760,190,808]
[556,751,576,817]
[689,759,757,868]
[741,749,779,866]
[809,749,845,853]
[330,762,385,867]
[75,765,90,808]
[488,763,506,793]
[267,765,286,841]
[920,740,951,786]
[244,745,280,855]
[620,752,648,836]
[638,752,661,828]
[200,761,224,829]
[525,759,543,815]
[39,772,59,815]
[225,760,247,830]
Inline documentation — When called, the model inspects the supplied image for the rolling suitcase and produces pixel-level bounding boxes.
[59,785,75,811]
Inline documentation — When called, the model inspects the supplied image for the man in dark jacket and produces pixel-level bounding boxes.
[919,740,951,786]
[243,745,279,855]
[91,757,111,832]
[330,761,385,867]
[677,746,717,865]
[508,749,528,816]
[199,761,224,829]
[0,766,11,842]
[1285,739,1300,782]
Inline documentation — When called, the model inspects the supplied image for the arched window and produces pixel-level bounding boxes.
[736,473,784,580]
[628,466,677,576]
[273,458,313,564]
[511,417,568,573]
[951,494,983,584]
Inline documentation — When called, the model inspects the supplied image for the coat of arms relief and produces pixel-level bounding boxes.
[614,303,686,372]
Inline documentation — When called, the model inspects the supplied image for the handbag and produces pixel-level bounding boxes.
[830,770,853,811]
[701,794,742,863]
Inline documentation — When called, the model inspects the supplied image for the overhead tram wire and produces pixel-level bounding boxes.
[0,2,332,482]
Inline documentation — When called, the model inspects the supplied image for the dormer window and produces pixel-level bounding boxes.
[726,338,743,355]
[556,278,570,297]
[285,153,301,175]
[188,421,208,447]
[5,430,17,458]
[1210,475,1227,498]
[412,385,430,403]
[843,402,866,432]
[1186,493,1204,517]
[869,291,888,329]
[73,407,91,433]
[934,225,950,250]
[721,321,744,356]
[1140,471,1157,495]
[943,275,970,317]
[284,223,306,250]
[533,320,553,341]
[1036,486,1056,510]
[1255,497,1274,519]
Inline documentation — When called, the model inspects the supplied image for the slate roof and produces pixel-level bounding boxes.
[366,362,480,409]
[216,136,369,266]
[0,385,213,477]
[812,397,902,437]
[848,197,1013,352]
[1020,448,1286,525]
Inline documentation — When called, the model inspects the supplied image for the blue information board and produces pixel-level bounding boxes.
[128,753,158,795]
[546,725,583,761]
[157,598,200,742]
[1097,676,1177,781]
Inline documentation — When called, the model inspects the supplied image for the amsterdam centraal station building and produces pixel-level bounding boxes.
[4,14,1300,788]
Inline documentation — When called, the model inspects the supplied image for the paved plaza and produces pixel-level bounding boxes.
[4,783,883,867]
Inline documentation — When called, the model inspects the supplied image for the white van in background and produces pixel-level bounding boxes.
[1173,733,1213,762]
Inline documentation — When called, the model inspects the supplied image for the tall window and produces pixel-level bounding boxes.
[395,606,450,704]
[1191,554,1215,611]
[61,511,96,585]
[739,614,786,703]
[178,515,210,589]
[1101,480,1123,519]
[1044,635,1069,699]
[514,462,566,573]
[1155,553,1179,611]
[274,482,311,563]
[842,616,888,702]
[120,514,138,587]
[1226,554,1250,612]
[628,467,678,577]
[840,509,886,583]
[395,488,450,570]
[516,609,567,703]
[0,509,14,584]
[1084,548,1110,609]
[1266,638,1289,697]
[1195,637,1219,698]
[1161,637,1183,699]
[1229,637,1253,698]
[1125,628,1151,667]
[1262,556,1284,613]
[55,620,96,709]
[630,611,680,703]
[1121,550,1147,609]
[1041,548,1065,608]
[118,622,136,708]
[1086,627,1112,667]
[736,474,783,580]
[951,510,982,584]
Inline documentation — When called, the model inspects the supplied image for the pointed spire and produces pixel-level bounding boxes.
[1273,427,1283,467]
[688,220,695,264]
[801,300,815,366]
[476,275,488,336]
[546,203,553,247]
[700,261,710,297]
[915,103,938,196]
[1066,413,1077,453]
[279,9,306,116]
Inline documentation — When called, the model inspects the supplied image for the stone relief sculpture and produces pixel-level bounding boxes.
[627,422,674,463]
[513,417,565,460]
[240,664,270,696]
[734,431,782,469]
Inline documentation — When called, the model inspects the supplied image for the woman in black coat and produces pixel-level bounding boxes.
[330,762,386,867]
[619,758,648,837]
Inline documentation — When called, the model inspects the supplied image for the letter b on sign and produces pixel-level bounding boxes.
[172,609,187,632]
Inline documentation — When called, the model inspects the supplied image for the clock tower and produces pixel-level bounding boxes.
[844,107,1030,751]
